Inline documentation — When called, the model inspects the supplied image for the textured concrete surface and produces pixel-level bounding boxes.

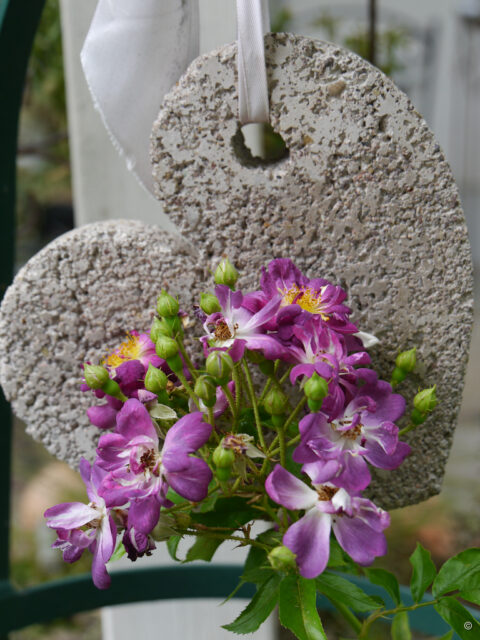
[0,220,204,466]
[151,34,474,508]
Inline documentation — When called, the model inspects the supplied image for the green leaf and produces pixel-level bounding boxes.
[391,612,411,640]
[316,572,382,613]
[222,573,281,634]
[242,542,273,585]
[184,536,223,562]
[166,535,182,561]
[433,548,480,597]
[279,575,327,640]
[191,497,257,529]
[327,540,347,568]
[438,632,453,640]
[165,487,188,506]
[409,543,437,602]
[365,568,401,606]
[434,596,480,640]
[110,538,126,562]
[459,589,480,605]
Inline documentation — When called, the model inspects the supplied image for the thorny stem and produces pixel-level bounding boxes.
[242,359,267,452]
[233,365,243,416]
[176,370,200,409]
[222,383,237,422]
[176,337,198,380]
[359,597,446,638]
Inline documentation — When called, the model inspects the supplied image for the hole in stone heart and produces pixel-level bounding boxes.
[231,123,289,167]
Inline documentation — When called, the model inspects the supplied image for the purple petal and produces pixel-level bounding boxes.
[290,364,315,384]
[284,508,332,579]
[45,502,98,530]
[128,497,161,534]
[91,540,111,590]
[163,412,212,461]
[229,339,247,362]
[333,515,388,565]
[302,460,342,485]
[166,457,212,502]
[335,454,371,492]
[96,433,129,470]
[364,440,411,470]
[116,398,157,441]
[265,465,318,510]
[87,404,118,430]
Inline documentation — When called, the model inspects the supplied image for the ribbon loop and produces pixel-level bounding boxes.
[236,0,270,124]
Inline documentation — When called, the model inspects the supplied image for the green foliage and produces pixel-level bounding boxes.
[409,543,437,602]
[433,548,480,597]
[364,568,401,606]
[316,572,382,613]
[391,611,411,640]
[434,597,480,639]
[190,496,257,529]
[184,537,223,563]
[279,576,327,640]
[222,574,282,634]
[166,535,182,562]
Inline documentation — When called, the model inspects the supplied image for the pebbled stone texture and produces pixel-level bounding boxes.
[151,33,474,508]
[0,220,205,468]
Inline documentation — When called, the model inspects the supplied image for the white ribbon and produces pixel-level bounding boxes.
[81,0,270,193]
[236,0,270,124]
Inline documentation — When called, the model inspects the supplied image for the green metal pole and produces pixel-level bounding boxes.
[0,0,47,612]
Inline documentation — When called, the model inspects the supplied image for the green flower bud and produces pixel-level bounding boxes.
[83,364,110,390]
[155,316,182,338]
[206,351,234,383]
[307,397,324,413]
[395,347,417,373]
[150,317,163,343]
[155,335,179,359]
[194,375,217,408]
[263,388,288,416]
[156,290,180,317]
[411,407,427,426]
[216,466,232,481]
[102,378,127,402]
[268,545,297,572]
[413,386,437,415]
[304,373,329,402]
[200,292,221,315]
[166,354,183,373]
[144,364,168,393]
[214,257,238,288]
[213,443,236,468]
[391,367,407,386]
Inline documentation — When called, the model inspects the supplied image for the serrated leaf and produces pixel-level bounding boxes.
[279,575,327,640]
[434,596,480,639]
[191,497,257,529]
[459,589,480,605]
[149,403,178,420]
[184,536,223,562]
[166,535,182,561]
[365,568,401,606]
[391,611,411,640]
[316,572,382,613]
[433,548,480,597]
[409,543,437,602]
[327,540,347,568]
[222,573,281,634]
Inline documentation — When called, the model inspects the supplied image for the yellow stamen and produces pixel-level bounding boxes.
[281,284,329,320]
[103,332,143,369]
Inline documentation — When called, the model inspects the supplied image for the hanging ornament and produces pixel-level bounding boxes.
[150,33,474,508]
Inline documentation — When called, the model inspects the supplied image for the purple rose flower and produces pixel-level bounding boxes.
[103,331,162,372]
[265,465,390,578]
[96,400,212,530]
[293,381,410,491]
[44,459,117,589]
[260,259,358,334]
[202,285,285,361]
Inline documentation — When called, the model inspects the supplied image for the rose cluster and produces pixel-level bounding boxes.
[44,258,432,590]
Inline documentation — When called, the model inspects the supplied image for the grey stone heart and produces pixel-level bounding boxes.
[150,33,474,508]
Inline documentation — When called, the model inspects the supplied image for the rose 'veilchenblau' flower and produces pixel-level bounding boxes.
[265,465,390,578]
[260,259,358,334]
[44,459,117,589]
[96,399,212,531]
[202,284,285,361]
[122,527,156,562]
[103,331,161,372]
[293,381,410,491]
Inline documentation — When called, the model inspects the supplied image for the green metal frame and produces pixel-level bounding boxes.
[0,2,478,637]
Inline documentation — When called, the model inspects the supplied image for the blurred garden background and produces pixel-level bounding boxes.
[8,0,480,638]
